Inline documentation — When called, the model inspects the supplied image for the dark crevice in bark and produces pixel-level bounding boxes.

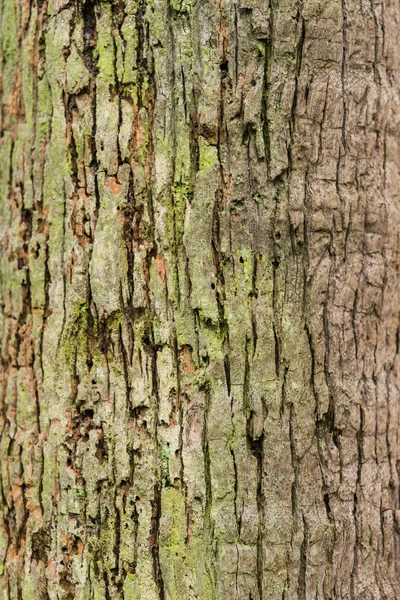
[260,0,275,180]
[82,0,99,76]
[234,3,239,89]
[38,220,51,381]
[202,385,217,595]
[340,0,349,151]
[289,402,299,520]
[297,515,309,600]
[122,169,136,304]
[271,187,283,380]
[244,331,264,598]
[147,328,165,599]
[166,0,182,307]
[288,11,305,170]
[351,404,365,599]
[248,432,264,600]
[250,255,259,359]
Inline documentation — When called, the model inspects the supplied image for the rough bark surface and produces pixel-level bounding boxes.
[1,0,400,598]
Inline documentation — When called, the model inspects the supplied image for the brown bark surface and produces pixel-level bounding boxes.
[1,0,400,598]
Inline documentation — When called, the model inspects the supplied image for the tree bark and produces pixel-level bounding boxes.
[1,0,400,598]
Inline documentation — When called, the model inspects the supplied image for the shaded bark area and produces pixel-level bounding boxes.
[1,0,400,598]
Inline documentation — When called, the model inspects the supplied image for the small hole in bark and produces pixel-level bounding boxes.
[220,59,229,72]
[92,380,96,385]
[333,429,342,448]
[272,258,280,269]
[251,79,256,87]
[239,256,244,264]
[211,282,215,290]
[323,493,332,518]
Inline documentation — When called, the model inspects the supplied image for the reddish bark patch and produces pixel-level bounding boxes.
[179,345,196,374]
[155,254,168,285]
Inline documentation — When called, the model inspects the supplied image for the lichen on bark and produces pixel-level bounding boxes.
[1,0,400,598]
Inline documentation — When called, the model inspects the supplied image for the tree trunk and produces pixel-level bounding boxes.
[1,0,400,598]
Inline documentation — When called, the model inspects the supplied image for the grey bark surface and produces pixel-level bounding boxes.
[1,0,400,598]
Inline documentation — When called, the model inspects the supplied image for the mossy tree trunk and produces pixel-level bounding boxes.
[1,0,400,598]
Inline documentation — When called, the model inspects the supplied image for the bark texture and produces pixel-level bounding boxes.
[1,0,400,598]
